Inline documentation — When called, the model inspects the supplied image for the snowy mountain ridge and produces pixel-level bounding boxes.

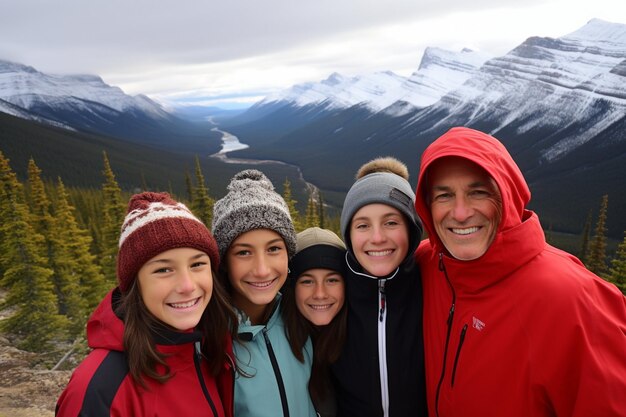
[255,47,491,114]
[425,18,626,162]
[0,59,169,121]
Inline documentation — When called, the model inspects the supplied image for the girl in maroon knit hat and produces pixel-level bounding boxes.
[56,192,237,417]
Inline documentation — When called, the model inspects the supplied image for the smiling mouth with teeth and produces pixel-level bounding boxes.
[367,249,393,257]
[451,226,479,235]
[168,297,200,309]
[247,278,276,288]
[309,304,333,310]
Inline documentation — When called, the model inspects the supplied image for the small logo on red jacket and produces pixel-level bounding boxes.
[472,316,486,331]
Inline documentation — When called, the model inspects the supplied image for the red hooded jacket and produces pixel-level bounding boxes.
[56,288,234,417]
[415,127,626,417]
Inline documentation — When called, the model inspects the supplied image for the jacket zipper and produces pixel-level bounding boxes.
[194,341,219,417]
[378,279,389,417]
[450,324,468,387]
[435,253,456,417]
[262,327,290,417]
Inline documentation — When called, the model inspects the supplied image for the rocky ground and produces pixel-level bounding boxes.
[0,337,72,417]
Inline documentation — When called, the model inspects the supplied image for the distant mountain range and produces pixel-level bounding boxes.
[0,18,624,238]
[222,18,626,238]
[0,59,223,154]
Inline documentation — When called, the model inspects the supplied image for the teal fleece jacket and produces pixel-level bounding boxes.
[233,295,317,417]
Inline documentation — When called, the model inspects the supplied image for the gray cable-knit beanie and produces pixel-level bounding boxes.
[340,157,422,252]
[212,169,297,259]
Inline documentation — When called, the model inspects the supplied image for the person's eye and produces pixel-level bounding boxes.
[469,189,491,198]
[153,267,172,274]
[353,223,368,230]
[268,245,284,254]
[191,261,208,269]
[433,192,452,201]
[297,278,314,285]
[327,276,343,284]
[234,249,251,257]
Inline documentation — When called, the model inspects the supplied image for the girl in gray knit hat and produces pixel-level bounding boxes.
[331,157,428,417]
[211,169,317,417]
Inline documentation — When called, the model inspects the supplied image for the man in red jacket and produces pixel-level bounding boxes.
[414,126,626,417]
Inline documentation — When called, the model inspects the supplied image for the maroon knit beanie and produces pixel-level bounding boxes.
[116,192,219,292]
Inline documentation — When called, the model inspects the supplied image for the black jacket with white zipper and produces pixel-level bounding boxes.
[331,250,427,417]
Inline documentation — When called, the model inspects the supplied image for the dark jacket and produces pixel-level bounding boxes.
[56,288,235,417]
[331,249,427,417]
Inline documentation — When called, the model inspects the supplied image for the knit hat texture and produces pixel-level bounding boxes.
[116,192,219,292]
[211,169,297,259]
[289,227,347,280]
[340,157,422,251]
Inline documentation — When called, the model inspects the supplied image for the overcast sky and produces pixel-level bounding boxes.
[1,0,624,109]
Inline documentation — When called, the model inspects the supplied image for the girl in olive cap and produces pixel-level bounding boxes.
[283,227,348,417]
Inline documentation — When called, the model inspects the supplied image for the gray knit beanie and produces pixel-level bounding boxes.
[340,157,422,252]
[211,169,297,259]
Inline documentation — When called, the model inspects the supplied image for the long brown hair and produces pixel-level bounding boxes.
[281,280,347,406]
[117,269,238,387]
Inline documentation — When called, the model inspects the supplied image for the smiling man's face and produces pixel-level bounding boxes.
[428,157,502,261]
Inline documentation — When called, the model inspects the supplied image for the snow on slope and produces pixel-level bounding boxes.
[418,19,626,161]
[0,60,168,119]
[256,47,491,114]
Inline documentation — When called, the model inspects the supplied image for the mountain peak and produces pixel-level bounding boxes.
[563,18,626,45]
[0,59,39,74]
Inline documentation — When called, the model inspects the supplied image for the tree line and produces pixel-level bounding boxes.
[0,150,624,365]
[0,151,337,362]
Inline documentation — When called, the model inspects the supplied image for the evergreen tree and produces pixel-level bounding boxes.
[318,191,326,229]
[282,178,301,231]
[99,152,125,286]
[185,170,194,202]
[190,156,214,226]
[26,159,55,255]
[304,193,320,228]
[69,186,105,253]
[54,178,108,335]
[26,159,79,337]
[26,159,49,221]
[579,209,593,263]
[587,194,609,276]
[324,214,342,237]
[0,152,67,352]
[605,231,626,294]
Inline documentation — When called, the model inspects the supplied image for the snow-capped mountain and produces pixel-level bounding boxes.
[251,47,490,114]
[383,47,491,114]
[254,70,405,112]
[409,18,626,164]
[0,60,169,118]
[0,59,218,151]
[226,18,626,237]
[0,97,74,130]
[1,18,624,236]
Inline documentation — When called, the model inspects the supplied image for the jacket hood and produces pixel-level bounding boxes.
[415,127,530,254]
[86,288,125,351]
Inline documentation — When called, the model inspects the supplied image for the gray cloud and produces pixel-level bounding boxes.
[1,0,623,106]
